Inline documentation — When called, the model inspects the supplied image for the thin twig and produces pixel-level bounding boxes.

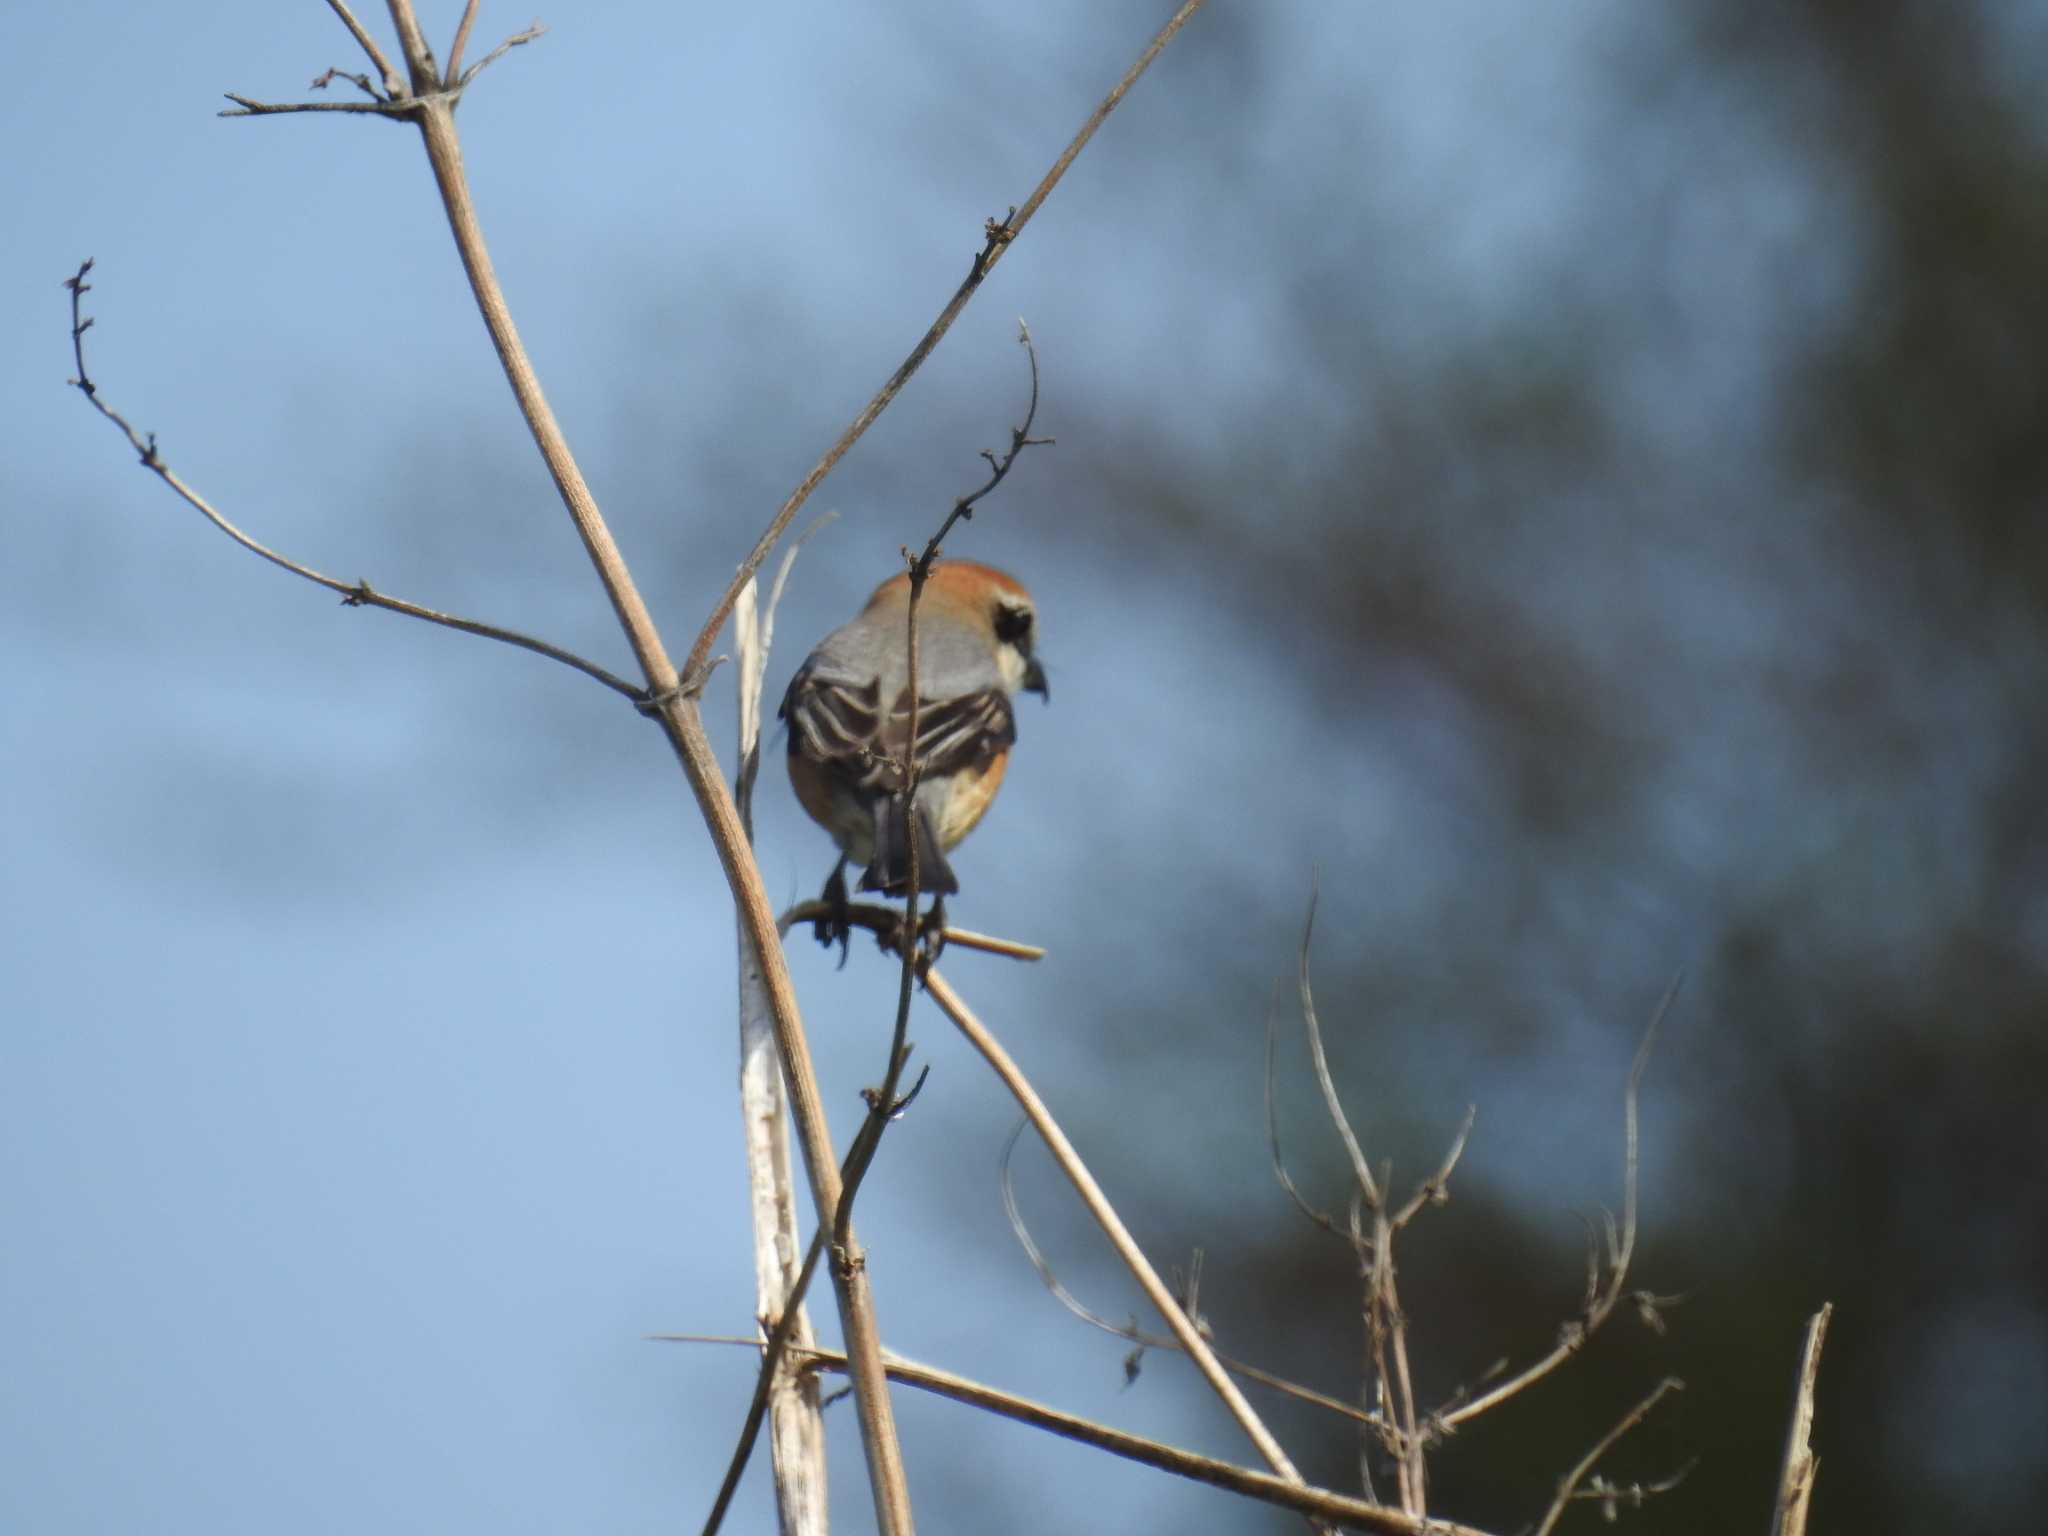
[61,262,642,701]
[682,0,1211,682]
[325,0,403,97]
[1531,1377,1685,1536]
[457,23,546,88]
[700,1228,830,1536]
[656,1335,1490,1536]
[1437,976,1679,1430]
[909,321,1051,577]
[999,1121,1381,1428]
[312,67,386,101]
[833,321,1053,1266]
[221,92,422,118]
[1298,879,1381,1209]
[1265,980,1341,1233]
[444,0,482,86]
[921,965,1308,1487]
[1377,1212,1425,1515]
[1770,1304,1833,1536]
[1390,1106,1476,1230]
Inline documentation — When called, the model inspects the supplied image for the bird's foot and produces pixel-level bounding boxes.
[812,859,853,968]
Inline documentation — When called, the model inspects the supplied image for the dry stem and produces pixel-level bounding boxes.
[1001,1121,1381,1428]
[1436,977,1679,1431]
[1531,1377,1685,1536]
[920,966,1308,1487]
[732,551,827,1536]
[1770,1303,1833,1536]
[655,1334,1491,1536]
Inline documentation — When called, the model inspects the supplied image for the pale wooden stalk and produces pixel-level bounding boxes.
[734,577,828,1535]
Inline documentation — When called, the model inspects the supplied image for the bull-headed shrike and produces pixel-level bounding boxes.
[781,561,1046,942]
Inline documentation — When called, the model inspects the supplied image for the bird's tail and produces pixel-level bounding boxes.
[861,797,959,897]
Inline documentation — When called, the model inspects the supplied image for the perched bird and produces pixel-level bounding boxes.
[781,561,1047,931]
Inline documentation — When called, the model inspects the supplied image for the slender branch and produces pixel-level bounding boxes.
[1000,1121,1381,1429]
[1437,976,1678,1430]
[1298,880,1382,1208]
[683,0,1211,682]
[1531,1377,1685,1536]
[457,23,546,88]
[1265,980,1340,1233]
[221,92,421,118]
[921,965,1308,1487]
[711,877,1037,1536]
[701,1227,831,1536]
[61,262,641,700]
[1377,1213,1425,1515]
[325,0,403,97]
[834,321,1054,1266]
[382,0,440,93]
[444,0,482,86]
[1770,1304,1833,1536]
[312,67,386,101]
[1390,1106,1476,1230]
[909,321,1051,575]
[657,1335,1496,1536]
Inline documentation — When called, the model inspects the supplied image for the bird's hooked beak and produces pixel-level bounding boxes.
[1023,655,1050,701]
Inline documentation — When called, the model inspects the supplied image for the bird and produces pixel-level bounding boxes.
[780,560,1046,947]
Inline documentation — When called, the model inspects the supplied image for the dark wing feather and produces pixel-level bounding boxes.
[901,687,1015,777]
[782,663,888,784]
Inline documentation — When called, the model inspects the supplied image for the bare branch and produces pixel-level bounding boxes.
[921,965,1309,1488]
[61,262,642,700]
[1390,1105,1476,1230]
[1265,980,1340,1233]
[1002,1121,1368,1432]
[311,67,386,101]
[659,1334,1492,1536]
[324,0,403,97]
[1437,977,1679,1430]
[1297,879,1382,1209]
[909,320,1052,574]
[457,22,546,88]
[444,0,482,86]
[700,1230,831,1536]
[683,0,1212,682]
[1770,1304,1834,1536]
[1531,1377,1686,1536]
[221,91,421,119]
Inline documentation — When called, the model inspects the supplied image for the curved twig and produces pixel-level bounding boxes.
[1000,1120,1379,1428]
[922,966,1308,1487]
[62,262,642,701]
[1531,1377,1686,1536]
[1437,976,1680,1430]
